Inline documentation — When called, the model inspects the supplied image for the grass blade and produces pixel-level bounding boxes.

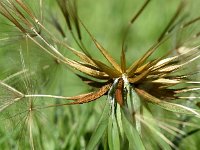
[86,102,109,150]
[121,108,146,150]
[108,116,120,150]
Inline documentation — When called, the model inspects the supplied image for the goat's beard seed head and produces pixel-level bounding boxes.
[0,0,200,149]
[0,0,200,117]
[3,1,199,110]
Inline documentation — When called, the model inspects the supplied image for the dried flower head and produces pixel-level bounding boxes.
[0,0,200,149]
